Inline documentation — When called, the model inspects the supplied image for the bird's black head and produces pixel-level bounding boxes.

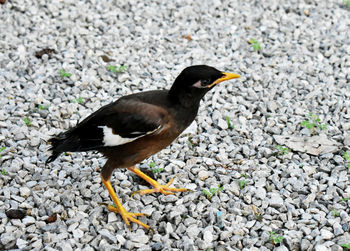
[168,65,240,107]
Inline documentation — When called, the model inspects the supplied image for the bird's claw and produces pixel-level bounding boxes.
[100,203,153,232]
[131,177,192,196]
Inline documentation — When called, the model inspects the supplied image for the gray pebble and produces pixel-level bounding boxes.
[269,193,284,208]
[186,224,200,239]
[320,229,334,240]
[100,229,117,243]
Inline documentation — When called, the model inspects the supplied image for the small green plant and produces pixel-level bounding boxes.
[345,1,350,7]
[341,243,350,249]
[249,38,261,51]
[239,179,246,190]
[225,116,234,130]
[38,104,49,110]
[301,113,327,135]
[0,147,6,158]
[24,117,32,126]
[332,208,340,217]
[76,97,84,104]
[69,97,84,104]
[240,172,250,179]
[148,161,163,173]
[152,167,163,173]
[0,147,7,174]
[59,69,72,78]
[343,152,350,170]
[202,185,224,200]
[341,198,350,202]
[107,65,127,73]
[269,231,284,244]
[275,145,290,155]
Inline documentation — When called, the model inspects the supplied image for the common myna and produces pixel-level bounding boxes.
[46,65,240,230]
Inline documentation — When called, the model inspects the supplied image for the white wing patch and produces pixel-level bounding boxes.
[99,125,161,147]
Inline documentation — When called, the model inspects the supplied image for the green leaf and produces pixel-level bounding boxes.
[70,97,84,104]
[269,231,284,244]
[209,187,218,194]
[39,104,49,110]
[148,161,156,168]
[218,185,224,191]
[301,120,309,127]
[203,185,223,199]
[225,116,234,129]
[76,97,84,104]
[274,235,284,243]
[341,243,350,249]
[345,0,350,7]
[239,179,246,190]
[318,124,327,130]
[107,65,117,73]
[24,117,32,126]
[275,145,289,155]
[301,120,315,130]
[202,189,212,199]
[332,209,340,217]
[152,167,163,173]
[118,65,128,73]
[59,69,72,78]
[343,152,350,160]
[342,198,350,202]
[107,65,127,73]
[249,38,261,51]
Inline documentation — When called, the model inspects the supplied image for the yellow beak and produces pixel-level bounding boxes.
[208,72,240,88]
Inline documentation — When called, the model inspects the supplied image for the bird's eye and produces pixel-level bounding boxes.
[201,79,211,86]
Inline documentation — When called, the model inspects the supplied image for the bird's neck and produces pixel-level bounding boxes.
[167,91,201,129]
[168,87,204,109]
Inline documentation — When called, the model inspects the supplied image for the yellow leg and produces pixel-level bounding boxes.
[101,175,152,231]
[128,166,191,196]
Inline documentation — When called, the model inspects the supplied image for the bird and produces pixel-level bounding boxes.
[46,65,240,231]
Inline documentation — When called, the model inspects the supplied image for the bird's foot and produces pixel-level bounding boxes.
[131,177,191,196]
[100,203,154,232]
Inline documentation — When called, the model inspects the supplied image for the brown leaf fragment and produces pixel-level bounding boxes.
[182,35,192,41]
[5,209,27,219]
[0,0,6,4]
[101,55,115,62]
[45,213,57,223]
[35,48,56,59]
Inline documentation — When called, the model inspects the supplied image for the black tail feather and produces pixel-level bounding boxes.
[45,132,76,164]
[46,128,103,164]
[45,151,61,165]
[46,136,64,164]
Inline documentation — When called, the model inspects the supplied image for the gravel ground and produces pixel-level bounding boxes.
[1,0,350,250]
